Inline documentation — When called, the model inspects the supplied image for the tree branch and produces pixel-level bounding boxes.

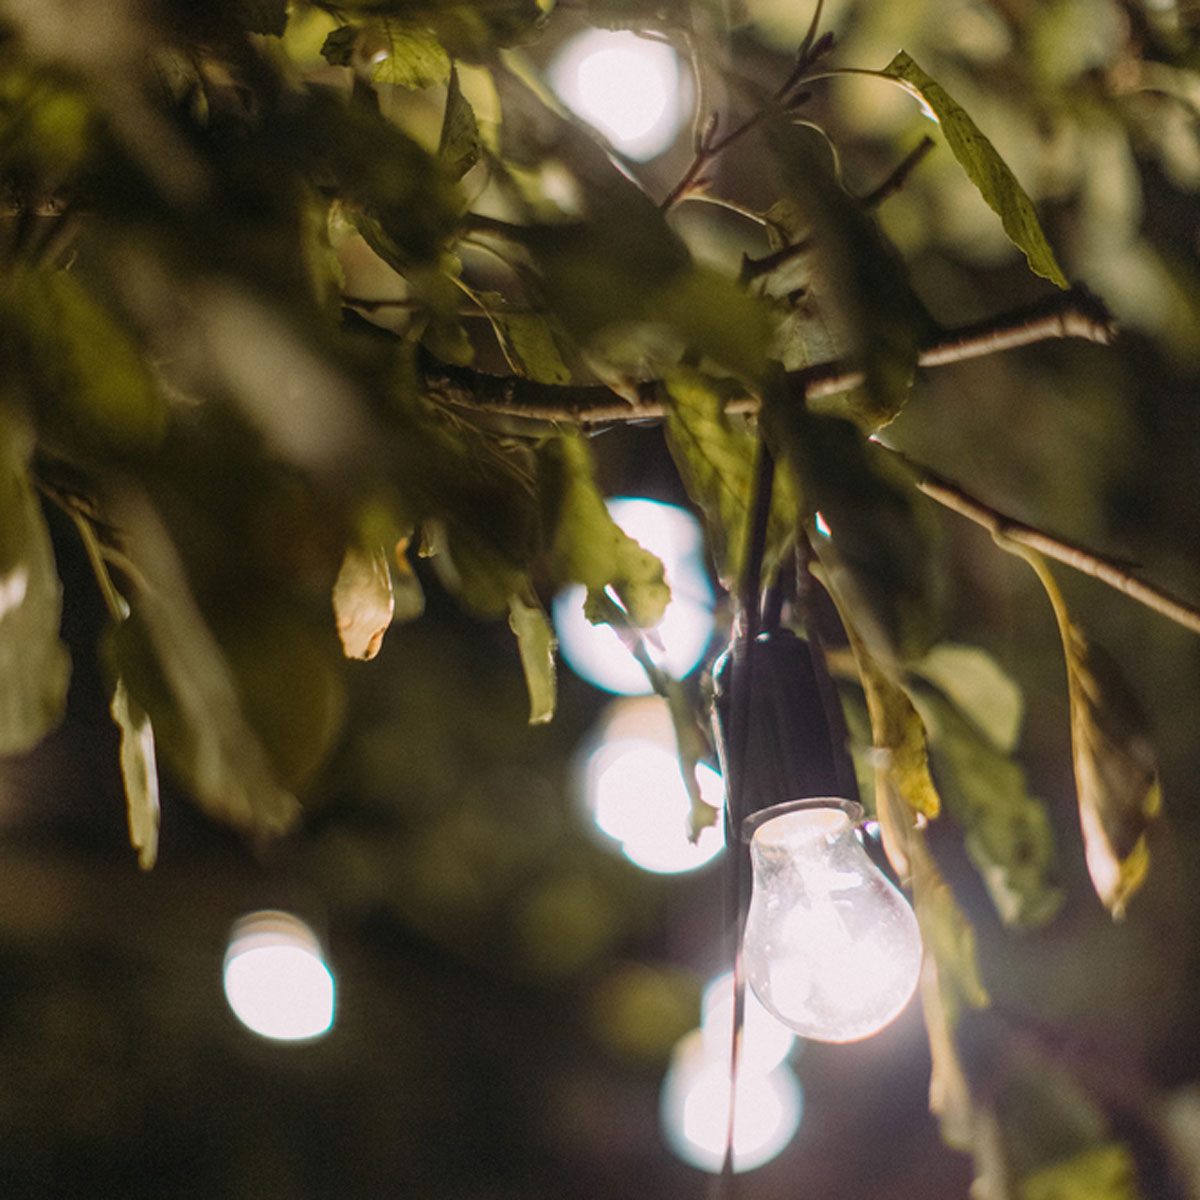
[423,287,1116,425]
[887,452,1200,636]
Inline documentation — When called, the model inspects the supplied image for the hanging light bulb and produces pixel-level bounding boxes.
[741,799,922,1043]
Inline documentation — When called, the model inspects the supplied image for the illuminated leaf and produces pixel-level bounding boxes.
[373,22,451,89]
[1014,550,1160,917]
[542,433,669,630]
[110,676,160,871]
[0,411,70,754]
[472,291,572,384]
[333,545,395,661]
[508,593,556,725]
[882,52,1069,289]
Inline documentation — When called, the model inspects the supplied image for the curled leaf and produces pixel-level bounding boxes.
[333,545,395,660]
[508,593,556,725]
[110,676,160,870]
[1014,548,1160,917]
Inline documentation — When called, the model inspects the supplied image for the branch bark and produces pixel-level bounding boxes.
[422,287,1116,425]
[888,452,1200,636]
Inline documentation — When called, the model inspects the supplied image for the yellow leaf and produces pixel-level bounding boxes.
[333,546,395,660]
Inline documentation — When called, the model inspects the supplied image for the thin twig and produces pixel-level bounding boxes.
[888,452,1200,636]
[423,287,1116,425]
[861,135,936,208]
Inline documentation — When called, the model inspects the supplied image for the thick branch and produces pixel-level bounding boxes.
[892,454,1200,636]
[423,287,1116,425]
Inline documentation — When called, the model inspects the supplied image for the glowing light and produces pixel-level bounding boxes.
[660,1031,803,1173]
[742,801,923,1043]
[553,498,715,696]
[700,972,796,1074]
[814,511,832,538]
[582,696,724,874]
[548,29,687,160]
[223,911,335,1042]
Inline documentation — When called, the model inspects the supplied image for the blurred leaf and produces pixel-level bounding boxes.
[913,682,1062,928]
[3,270,165,451]
[1021,1143,1140,1200]
[333,545,395,661]
[508,592,556,724]
[440,65,482,179]
[372,22,451,89]
[766,122,929,426]
[109,495,301,837]
[541,433,669,629]
[110,676,160,870]
[772,409,938,663]
[914,643,1024,754]
[234,0,288,36]
[909,832,989,1149]
[392,537,426,622]
[329,0,546,57]
[427,519,526,618]
[0,410,70,754]
[882,52,1069,289]
[1014,550,1161,918]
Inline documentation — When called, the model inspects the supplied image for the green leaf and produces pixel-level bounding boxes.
[108,496,301,837]
[373,21,451,89]
[440,65,482,179]
[0,411,70,754]
[912,681,1063,928]
[660,369,800,590]
[914,643,1024,754]
[541,433,669,630]
[765,122,929,427]
[471,291,572,384]
[4,270,165,450]
[909,831,989,1149]
[333,545,395,660]
[771,408,938,663]
[1021,1143,1140,1200]
[882,52,1069,289]
[110,676,160,871]
[508,593,556,724]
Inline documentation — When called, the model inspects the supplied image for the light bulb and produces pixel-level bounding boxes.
[742,800,922,1043]
[223,910,335,1042]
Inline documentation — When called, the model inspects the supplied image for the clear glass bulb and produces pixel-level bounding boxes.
[742,800,923,1043]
